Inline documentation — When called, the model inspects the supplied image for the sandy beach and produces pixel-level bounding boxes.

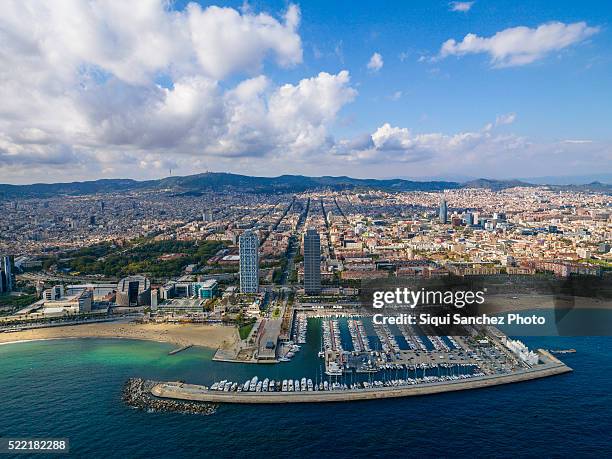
[484,294,612,313]
[0,321,240,350]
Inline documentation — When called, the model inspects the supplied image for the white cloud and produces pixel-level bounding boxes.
[495,113,516,125]
[331,117,531,168]
[449,2,474,12]
[208,71,357,158]
[0,2,362,179]
[367,52,384,72]
[439,21,599,67]
[562,139,593,144]
[327,116,612,180]
[187,3,302,80]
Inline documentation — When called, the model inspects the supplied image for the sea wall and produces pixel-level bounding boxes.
[149,351,572,404]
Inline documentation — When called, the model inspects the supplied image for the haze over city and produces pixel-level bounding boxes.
[1,0,611,184]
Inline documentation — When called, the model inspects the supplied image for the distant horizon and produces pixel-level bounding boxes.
[1,170,611,187]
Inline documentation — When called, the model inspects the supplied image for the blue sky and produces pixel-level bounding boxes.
[218,0,610,141]
[0,0,610,183]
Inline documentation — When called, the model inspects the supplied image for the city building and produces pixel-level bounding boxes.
[116,275,151,307]
[0,255,14,293]
[156,298,204,315]
[439,198,448,224]
[43,285,64,301]
[65,283,116,300]
[303,228,321,295]
[239,230,259,293]
[195,279,219,299]
[15,288,93,318]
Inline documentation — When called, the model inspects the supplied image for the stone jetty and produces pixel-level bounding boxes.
[123,378,218,415]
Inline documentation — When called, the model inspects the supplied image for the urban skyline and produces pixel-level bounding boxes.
[1,2,611,457]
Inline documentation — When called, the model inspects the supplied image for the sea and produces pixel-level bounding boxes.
[1,310,611,458]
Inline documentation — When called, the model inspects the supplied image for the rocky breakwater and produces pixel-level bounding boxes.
[123,378,218,415]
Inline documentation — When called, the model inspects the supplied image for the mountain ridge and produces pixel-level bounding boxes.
[0,172,609,198]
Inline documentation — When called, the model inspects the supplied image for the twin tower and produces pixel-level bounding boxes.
[238,228,321,295]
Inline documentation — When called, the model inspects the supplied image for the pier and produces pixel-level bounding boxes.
[168,344,193,355]
[149,350,571,404]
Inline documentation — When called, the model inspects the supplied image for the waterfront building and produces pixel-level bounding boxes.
[116,275,151,307]
[65,283,116,299]
[156,298,204,315]
[303,228,321,295]
[439,198,448,224]
[151,289,158,309]
[239,230,259,293]
[195,279,219,299]
[0,255,14,293]
[43,285,64,301]
[15,289,93,318]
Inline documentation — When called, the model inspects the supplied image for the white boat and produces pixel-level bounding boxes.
[325,361,343,376]
[255,381,263,392]
[323,381,329,391]
[307,379,314,391]
[249,376,258,392]
[211,382,219,391]
[300,377,307,391]
[294,379,300,392]
[282,380,288,391]
[242,380,250,391]
[262,378,269,391]
[288,380,294,391]
[269,380,275,392]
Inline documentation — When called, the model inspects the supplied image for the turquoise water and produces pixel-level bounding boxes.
[1,313,611,458]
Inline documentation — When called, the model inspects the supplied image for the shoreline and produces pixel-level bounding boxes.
[0,322,240,350]
[0,336,211,349]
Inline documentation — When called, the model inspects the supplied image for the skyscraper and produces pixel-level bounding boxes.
[0,256,14,293]
[303,228,321,295]
[439,198,448,224]
[239,230,259,293]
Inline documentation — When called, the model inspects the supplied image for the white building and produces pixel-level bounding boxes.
[239,230,259,293]
[503,337,539,366]
[15,288,92,319]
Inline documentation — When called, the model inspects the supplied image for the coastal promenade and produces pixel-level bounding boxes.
[150,350,572,404]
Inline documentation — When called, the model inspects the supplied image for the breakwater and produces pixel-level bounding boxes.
[149,350,572,404]
[123,378,218,415]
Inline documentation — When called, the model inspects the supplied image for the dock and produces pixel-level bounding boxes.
[150,350,572,404]
[168,344,193,355]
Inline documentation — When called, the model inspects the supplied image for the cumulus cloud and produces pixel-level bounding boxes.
[331,118,529,168]
[439,21,599,67]
[0,1,363,180]
[367,52,384,72]
[187,3,302,80]
[449,2,474,12]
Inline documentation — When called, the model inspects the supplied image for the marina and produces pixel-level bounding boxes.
[149,349,572,404]
[156,312,575,406]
